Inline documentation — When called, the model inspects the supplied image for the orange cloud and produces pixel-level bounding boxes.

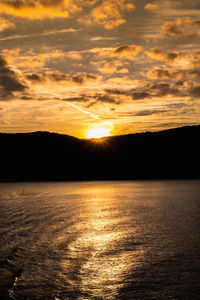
[144,0,181,12]
[147,67,200,80]
[0,0,136,23]
[87,0,135,29]
[146,49,200,69]
[161,18,200,38]
[99,44,142,59]
[144,3,158,10]
[106,76,134,86]
[0,17,15,31]
[0,0,81,19]
[146,49,178,63]
[99,61,128,74]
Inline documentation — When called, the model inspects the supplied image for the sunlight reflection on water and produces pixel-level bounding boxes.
[64,192,143,299]
[0,181,200,299]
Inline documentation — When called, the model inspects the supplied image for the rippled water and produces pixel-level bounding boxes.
[0,180,200,299]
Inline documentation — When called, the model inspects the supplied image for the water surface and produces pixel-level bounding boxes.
[0,180,200,299]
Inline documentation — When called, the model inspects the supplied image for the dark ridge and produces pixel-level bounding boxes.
[0,125,200,182]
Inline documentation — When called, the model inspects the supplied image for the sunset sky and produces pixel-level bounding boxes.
[0,0,200,138]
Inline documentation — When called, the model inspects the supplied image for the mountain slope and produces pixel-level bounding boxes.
[0,126,200,181]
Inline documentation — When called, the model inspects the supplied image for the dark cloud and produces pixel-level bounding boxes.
[105,88,151,100]
[0,55,6,68]
[26,73,42,81]
[161,18,200,38]
[147,68,172,79]
[0,55,27,99]
[147,67,200,80]
[189,86,200,98]
[85,93,121,107]
[86,74,97,80]
[63,96,89,102]
[105,88,131,95]
[27,72,69,82]
[0,0,46,9]
[150,82,200,99]
[115,45,137,54]
[133,109,166,116]
[131,84,179,99]
[20,95,33,100]
[146,66,200,99]
[132,91,150,100]
[164,103,188,110]
[40,0,64,7]
[190,69,200,77]
[72,75,84,84]
[146,49,178,63]
[120,102,190,119]
[63,92,120,107]
[99,44,142,59]
[105,81,183,100]
[96,94,120,104]
[1,0,34,9]
[151,83,179,97]
[26,72,98,85]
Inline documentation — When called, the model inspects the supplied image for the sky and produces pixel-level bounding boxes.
[0,0,200,138]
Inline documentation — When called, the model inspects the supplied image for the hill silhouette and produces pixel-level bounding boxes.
[0,125,200,182]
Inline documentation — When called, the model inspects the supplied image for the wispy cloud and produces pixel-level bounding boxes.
[0,28,78,41]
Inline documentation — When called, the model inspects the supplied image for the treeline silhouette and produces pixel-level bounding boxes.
[0,125,200,181]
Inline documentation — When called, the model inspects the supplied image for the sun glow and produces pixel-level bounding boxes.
[87,122,113,139]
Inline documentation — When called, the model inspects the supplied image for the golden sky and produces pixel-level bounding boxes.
[0,0,200,138]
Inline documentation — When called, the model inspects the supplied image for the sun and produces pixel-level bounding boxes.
[87,128,110,139]
[87,122,113,139]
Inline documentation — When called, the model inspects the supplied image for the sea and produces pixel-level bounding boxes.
[0,180,200,300]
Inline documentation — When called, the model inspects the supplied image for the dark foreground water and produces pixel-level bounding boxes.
[0,180,200,300]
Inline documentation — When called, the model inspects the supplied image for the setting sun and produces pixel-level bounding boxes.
[87,123,113,139]
[87,128,110,139]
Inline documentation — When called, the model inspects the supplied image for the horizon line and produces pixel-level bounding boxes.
[0,124,200,140]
